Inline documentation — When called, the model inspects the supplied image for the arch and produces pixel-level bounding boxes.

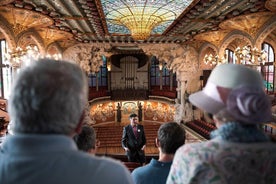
[219,30,253,57]
[255,15,276,50]
[46,42,63,58]
[17,30,46,55]
[198,42,218,69]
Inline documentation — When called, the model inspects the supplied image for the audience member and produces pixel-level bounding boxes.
[122,113,146,165]
[74,125,98,154]
[0,59,133,184]
[132,122,185,184]
[167,64,276,184]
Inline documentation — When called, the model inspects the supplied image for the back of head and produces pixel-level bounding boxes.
[74,125,96,152]
[158,122,185,154]
[8,59,88,135]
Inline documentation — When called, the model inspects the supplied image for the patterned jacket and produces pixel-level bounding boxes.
[167,138,276,184]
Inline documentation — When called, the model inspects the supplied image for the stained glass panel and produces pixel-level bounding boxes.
[101,0,194,36]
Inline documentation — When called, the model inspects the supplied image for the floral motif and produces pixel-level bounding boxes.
[167,138,276,184]
[226,86,271,123]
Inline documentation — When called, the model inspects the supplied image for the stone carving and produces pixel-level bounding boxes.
[141,44,198,74]
[90,102,115,123]
[174,101,184,123]
[63,44,109,74]
[144,101,174,122]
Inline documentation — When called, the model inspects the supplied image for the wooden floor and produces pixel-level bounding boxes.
[94,122,160,155]
[93,122,204,156]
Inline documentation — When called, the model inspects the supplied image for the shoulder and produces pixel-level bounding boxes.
[178,139,221,153]
[175,140,276,164]
[173,141,218,164]
[72,152,128,172]
[77,154,133,183]
[131,164,151,180]
[123,125,130,130]
[180,139,276,153]
[132,164,150,174]
[138,124,144,129]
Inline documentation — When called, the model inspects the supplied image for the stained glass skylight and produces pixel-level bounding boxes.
[100,0,194,40]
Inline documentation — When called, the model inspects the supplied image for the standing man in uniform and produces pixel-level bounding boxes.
[122,113,146,165]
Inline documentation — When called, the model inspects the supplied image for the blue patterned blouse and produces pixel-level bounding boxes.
[166,122,276,184]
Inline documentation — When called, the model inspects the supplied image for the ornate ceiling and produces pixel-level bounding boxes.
[0,0,275,49]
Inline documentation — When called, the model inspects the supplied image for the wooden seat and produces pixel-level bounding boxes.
[123,162,142,172]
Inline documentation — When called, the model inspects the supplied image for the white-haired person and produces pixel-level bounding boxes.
[167,64,276,184]
[0,59,133,184]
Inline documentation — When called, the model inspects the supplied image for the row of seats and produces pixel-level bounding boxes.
[123,162,141,172]
[186,120,217,139]
[195,120,216,130]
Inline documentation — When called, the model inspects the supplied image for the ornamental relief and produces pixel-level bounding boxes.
[89,100,175,124]
[89,102,115,124]
[143,101,175,122]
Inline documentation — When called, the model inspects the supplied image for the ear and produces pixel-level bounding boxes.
[155,138,160,148]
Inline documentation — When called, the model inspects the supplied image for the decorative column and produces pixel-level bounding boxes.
[176,79,181,101]
[138,102,143,121]
[170,71,173,91]
[159,64,163,90]
[106,57,111,92]
[180,79,187,106]
[174,78,187,123]
[95,72,99,91]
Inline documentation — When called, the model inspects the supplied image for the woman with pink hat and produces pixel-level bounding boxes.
[167,64,276,184]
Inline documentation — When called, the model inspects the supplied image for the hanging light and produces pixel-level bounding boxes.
[159,62,163,71]
[234,45,267,65]
[5,45,40,68]
[45,53,62,60]
[204,54,226,66]
[107,60,111,71]
[5,45,62,68]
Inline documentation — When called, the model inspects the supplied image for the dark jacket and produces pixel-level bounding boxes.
[122,124,146,151]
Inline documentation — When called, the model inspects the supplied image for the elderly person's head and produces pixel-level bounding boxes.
[189,64,271,126]
[8,59,87,135]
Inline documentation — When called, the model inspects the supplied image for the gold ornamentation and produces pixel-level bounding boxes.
[219,12,274,37]
[0,7,53,35]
